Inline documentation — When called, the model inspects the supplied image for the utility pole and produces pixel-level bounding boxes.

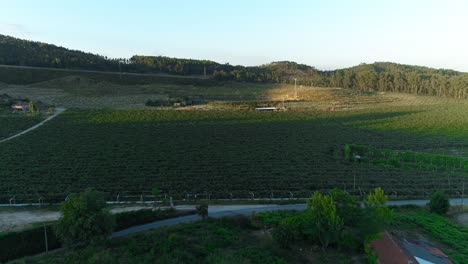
[43,223,49,253]
[294,78,298,99]
[118,60,123,82]
[353,169,356,192]
[462,181,465,212]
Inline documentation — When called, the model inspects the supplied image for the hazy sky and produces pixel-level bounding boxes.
[1,0,468,71]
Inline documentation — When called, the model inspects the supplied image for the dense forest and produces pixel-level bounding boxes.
[1,34,467,98]
[0,34,120,71]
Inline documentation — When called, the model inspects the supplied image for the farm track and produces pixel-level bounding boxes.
[0,108,65,144]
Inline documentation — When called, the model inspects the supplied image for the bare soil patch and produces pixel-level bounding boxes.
[0,205,153,233]
[454,213,468,226]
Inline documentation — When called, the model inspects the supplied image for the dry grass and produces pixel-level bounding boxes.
[1,77,466,111]
[0,76,278,109]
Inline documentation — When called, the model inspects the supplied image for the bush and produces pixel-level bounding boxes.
[115,208,195,231]
[344,144,351,161]
[88,249,115,264]
[428,191,449,215]
[196,203,209,220]
[337,229,361,252]
[273,215,311,248]
[223,215,252,229]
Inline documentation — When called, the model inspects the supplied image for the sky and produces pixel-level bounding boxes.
[1,0,468,71]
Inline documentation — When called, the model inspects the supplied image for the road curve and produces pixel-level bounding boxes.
[0,108,65,144]
[111,198,465,238]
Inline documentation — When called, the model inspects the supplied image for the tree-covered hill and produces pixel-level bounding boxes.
[331,62,468,98]
[0,34,120,71]
[1,34,467,98]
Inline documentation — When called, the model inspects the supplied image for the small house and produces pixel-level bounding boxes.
[11,101,29,112]
[255,107,278,112]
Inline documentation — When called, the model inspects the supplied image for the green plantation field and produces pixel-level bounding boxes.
[0,103,466,203]
[0,110,44,140]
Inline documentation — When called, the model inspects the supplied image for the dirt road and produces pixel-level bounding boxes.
[0,108,65,144]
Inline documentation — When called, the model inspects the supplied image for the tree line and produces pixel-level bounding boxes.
[1,34,467,98]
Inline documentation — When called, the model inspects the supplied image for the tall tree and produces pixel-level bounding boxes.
[55,188,115,245]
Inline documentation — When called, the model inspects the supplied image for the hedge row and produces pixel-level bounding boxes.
[0,208,196,262]
[0,224,61,262]
[115,208,196,231]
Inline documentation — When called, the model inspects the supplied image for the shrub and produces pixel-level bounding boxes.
[337,229,361,252]
[428,191,450,215]
[272,214,311,248]
[344,144,351,161]
[196,203,209,220]
[115,208,195,231]
[88,249,115,264]
[364,234,380,264]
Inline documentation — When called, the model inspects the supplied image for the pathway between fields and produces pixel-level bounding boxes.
[0,108,65,144]
[111,198,465,238]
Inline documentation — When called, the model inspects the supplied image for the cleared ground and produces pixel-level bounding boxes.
[0,205,150,233]
[0,75,402,109]
[455,213,468,226]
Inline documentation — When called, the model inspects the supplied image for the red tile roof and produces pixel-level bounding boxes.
[370,232,418,264]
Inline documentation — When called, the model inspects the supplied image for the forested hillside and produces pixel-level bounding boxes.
[331,63,468,98]
[1,34,467,98]
[0,34,120,71]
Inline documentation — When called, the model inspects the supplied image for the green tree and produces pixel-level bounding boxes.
[330,189,361,227]
[428,191,449,215]
[344,144,351,161]
[55,188,115,245]
[307,192,343,250]
[360,188,393,239]
[196,202,209,220]
[364,187,391,219]
[28,101,34,113]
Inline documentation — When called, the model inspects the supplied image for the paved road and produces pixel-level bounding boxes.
[111,198,465,238]
[0,108,65,144]
[111,204,303,238]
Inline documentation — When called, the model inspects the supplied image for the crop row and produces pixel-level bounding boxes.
[346,144,468,173]
[0,109,466,203]
[0,111,44,140]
